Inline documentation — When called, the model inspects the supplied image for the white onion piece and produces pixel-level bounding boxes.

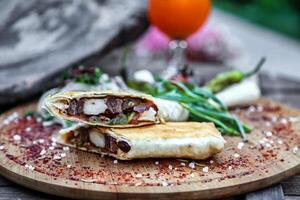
[133,70,155,84]
[216,79,261,107]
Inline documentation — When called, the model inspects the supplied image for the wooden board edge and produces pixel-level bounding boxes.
[0,162,118,200]
[0,158,299,200]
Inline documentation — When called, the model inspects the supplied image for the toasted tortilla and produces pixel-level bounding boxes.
[44,91,162,128]
[56,122,225,160]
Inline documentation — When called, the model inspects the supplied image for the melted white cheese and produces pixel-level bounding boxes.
[89,130,105,148]
[138,107,156,121]
[83,99,107,115]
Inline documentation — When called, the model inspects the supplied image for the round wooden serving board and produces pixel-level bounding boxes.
[0,99,299,200]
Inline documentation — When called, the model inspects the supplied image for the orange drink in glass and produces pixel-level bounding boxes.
[148,0,211,77]
[149,0,211,39]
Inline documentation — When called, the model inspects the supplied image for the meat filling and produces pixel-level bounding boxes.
[65,97,157,125]
[65,128,131,154]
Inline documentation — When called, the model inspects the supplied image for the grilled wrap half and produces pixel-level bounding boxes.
[44,91,162,128]
[56,122,225,160]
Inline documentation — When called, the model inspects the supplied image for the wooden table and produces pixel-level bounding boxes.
[0,70,299,199]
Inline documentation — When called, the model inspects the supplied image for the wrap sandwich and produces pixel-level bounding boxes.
[56,122,225,160]
[44,91,162,127]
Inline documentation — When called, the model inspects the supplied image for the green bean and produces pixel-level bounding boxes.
[171,81,224,111]
[233,116,248,142]
[193,105,248,136]
[160,89,222,112]
[193,105,251,132]
[181,103,239,135]
[192,86,227,111]
[158,93,202,103]
[127,76,252,139]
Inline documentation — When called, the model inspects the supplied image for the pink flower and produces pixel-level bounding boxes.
[135,26,169,53]
[135,24,242,63]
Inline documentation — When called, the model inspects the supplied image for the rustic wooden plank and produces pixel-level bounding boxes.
[245,184,284,200]
[0,176,12,187]
[259,74,300,91]
[285,196,300,200]
[282,175,300,196]
[263,93,300,109]
[0,186,66,200]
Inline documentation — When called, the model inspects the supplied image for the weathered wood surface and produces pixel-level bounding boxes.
[0,0,148,105]
[245,184,284,200]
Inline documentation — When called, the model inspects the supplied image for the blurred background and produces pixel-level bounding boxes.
[215,0,300,40]
[0,0,299,106]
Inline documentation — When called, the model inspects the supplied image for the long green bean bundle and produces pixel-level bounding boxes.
[128,79,250,141]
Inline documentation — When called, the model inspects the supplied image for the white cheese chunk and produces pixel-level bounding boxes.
[89,130,105,148]
[138,107,156,121]
[83,99,107,115]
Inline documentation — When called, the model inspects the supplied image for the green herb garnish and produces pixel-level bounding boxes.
[24,109,35,117]
[89,116,101,124]
[127,112,136,123]
[74,67,102,85]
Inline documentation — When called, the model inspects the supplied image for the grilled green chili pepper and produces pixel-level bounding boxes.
[205,57,266,93]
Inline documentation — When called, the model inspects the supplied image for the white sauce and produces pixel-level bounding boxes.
[83,99,107,115]
[89,130,105,148]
